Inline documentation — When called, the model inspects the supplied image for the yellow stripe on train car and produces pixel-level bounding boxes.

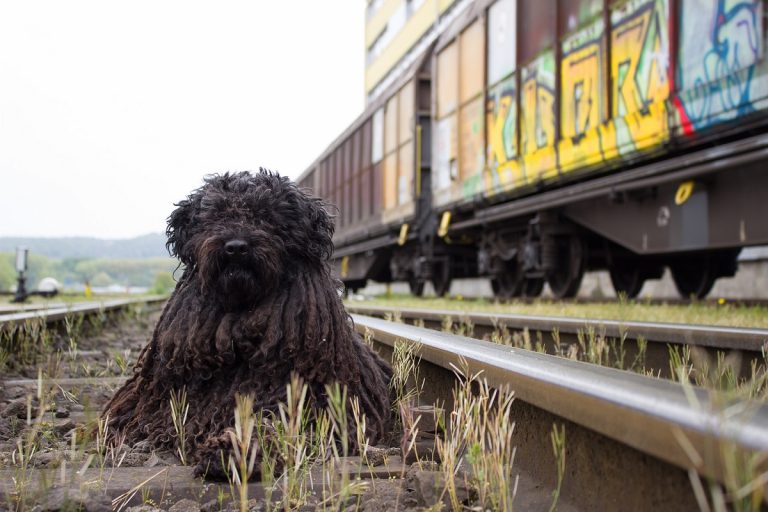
[438,211,452,238]
[675,181,695,206]
[398,223,409,246]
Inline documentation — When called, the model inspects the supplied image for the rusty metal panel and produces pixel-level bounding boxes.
[437,41,459,117]
[326,153,332,204]
[559,0,603,35]
[361,120,373,220]
[349,140,356,225]
[331,150,341,225]
[362,119,372,168]
[385,94,399,155]
[328,152,335,206]
[344,139,352,227]
[352,129,361,175]
[335,148,343,218]
[459,96,485,183]
[328,155,335,204]
[321,158,329,200]
[398,141,414,205]
[383,151,398,210]
[372,108,384,163]
[353,166,360,225]
[460,19,485,104]
[309,165,319,196]
[318,157,332,214]
[488,0,517,86]
[352,129,361,223]
[399,80,415,145]
[519,0,556,65]
[362,163,372,219]
[327,157,334,201]
[372,161,384,214]
[303,167,314,194]
[308,168,318,194]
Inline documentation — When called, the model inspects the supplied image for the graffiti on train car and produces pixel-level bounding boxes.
[609,0,670,154]
[475,0,767,203]
[485,75,523,192]
[483,0,671,196]
[520,51,557,182]
[559,18,606,172]
[557,0,670,170]
[675,0,766,133]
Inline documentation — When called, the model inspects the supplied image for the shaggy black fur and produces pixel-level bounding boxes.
[102,170,392,478]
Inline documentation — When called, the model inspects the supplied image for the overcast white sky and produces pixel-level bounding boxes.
[0,1,365,239]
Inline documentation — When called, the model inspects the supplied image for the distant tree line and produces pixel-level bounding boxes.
[0,252,178,292]
[0,233,167,260]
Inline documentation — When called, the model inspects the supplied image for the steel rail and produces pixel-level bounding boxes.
[347,304,768,352]
[0,296,167,328]
[352,313,768,484]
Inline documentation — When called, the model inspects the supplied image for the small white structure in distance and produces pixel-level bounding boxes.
[37,277,62,297]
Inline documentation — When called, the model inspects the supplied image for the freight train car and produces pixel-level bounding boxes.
[299,47,477,297]
[299,0,768,299]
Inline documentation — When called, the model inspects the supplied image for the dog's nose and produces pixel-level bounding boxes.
[224,239,249,258]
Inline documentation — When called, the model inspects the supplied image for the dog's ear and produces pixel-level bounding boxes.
[302,194,335,262]
[166,191,202,266]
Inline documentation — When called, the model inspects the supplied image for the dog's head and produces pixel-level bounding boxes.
[166,170,334,308]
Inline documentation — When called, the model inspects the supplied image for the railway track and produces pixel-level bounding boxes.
[1,298,765,510]
[499,296,768,308]
[0,297,167,326]
[353,313,768,511]
[378,294,768,308]
[347,304,768,379]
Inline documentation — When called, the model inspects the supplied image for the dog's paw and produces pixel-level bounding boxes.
[193,456,229,480]
[192,430,264,481]
[191,431,229,480]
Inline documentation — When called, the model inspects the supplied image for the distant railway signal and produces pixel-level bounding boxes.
[12,247,29,303]
[7,247,59,303]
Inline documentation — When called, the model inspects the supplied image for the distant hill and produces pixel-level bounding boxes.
[0,233,168,260]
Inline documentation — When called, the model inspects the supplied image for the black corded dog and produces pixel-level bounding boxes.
[102,170,392,478]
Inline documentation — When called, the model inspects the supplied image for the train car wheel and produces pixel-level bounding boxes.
[409,278,425,297]
[609,264,645,299]
[343,280,365,298]
[546,237,585,299]
[490,278,500,295]
[431,263,452,297]
[491,268,524,299]
[670,259,716,299]
[522,278,544,298]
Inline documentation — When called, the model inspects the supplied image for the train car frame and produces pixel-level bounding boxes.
[298,0,768,300]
